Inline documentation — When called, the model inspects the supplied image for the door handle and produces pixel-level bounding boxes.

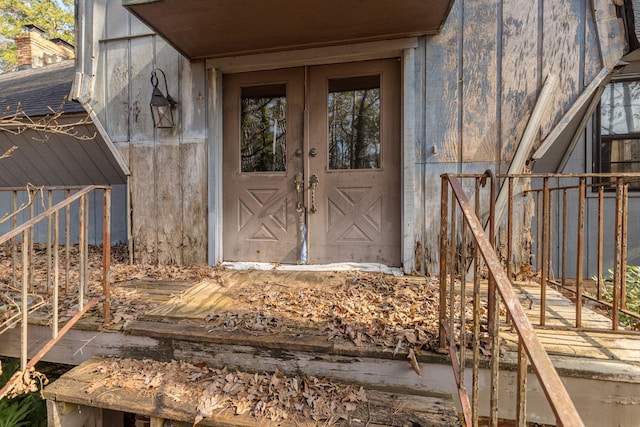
[294,172,303,212]
[309,174,319,213]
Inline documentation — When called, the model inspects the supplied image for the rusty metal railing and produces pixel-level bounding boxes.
[0,185,111,400]
[523,174,640,332]
[440,172,584,427]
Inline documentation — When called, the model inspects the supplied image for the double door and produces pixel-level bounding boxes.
[223,60,400,265]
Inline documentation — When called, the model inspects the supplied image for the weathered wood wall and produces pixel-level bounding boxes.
[420,0,623,274]
[79,0,208,264]
[76,0,625,269]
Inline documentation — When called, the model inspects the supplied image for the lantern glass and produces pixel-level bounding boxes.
[150,70,177,128]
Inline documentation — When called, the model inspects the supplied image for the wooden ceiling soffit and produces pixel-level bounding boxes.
[122,0,454,60]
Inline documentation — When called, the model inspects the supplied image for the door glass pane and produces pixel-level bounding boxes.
[241,84,287,172]
[328,75,380,170]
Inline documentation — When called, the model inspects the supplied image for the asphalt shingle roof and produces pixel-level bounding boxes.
[0,60,86,117]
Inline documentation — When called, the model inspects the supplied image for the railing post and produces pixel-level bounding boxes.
[46,190,52,293]
[562,188,568,289]
[11,191,17,288]
[79,194,86,310]
[65,189,71,294]
[612,178,624,331]
[516,340,528,426]
[53,210,59,339]
[472,177,481,427]
[486,170,496,335]
[621,181,628,310]
[103,188,112,323]
[597,187,604,300]
[29,194,34,292]
[488,172,498,427]
[575,177,586,328]
[507,177,513,281]
[439,175,449,351]
[540,178,549,326]
[21,230,29,371]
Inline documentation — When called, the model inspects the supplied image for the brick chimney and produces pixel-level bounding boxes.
[15,25,74,70]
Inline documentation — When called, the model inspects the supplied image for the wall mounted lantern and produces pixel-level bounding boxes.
[150,68,177,128]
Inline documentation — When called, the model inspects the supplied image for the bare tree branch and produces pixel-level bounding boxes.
[0,101,97,143]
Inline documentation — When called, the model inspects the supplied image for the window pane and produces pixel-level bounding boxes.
[328,75,380,170]
[241,84,286,172]
[601,81,640,135]
[601,138,640,173]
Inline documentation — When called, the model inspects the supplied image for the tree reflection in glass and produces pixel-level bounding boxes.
[328,75,380,170]
[241,84,287,172]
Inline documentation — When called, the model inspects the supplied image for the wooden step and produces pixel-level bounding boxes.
[44,357,462,427]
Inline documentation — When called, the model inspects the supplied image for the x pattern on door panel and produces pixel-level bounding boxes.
[237,188,289,242]
[326,185,383,243]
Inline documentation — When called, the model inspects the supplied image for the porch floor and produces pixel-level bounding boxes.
[3,261,640,425]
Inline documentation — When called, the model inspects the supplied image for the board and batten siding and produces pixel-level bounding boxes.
[419,0,623,274]
[76,0,625,270]
[77,0,207,264]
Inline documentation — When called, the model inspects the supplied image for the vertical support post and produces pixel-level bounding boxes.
[540,178,549,326]
[536,191,542,274]
[621,182,628,310]
[516,340,528,426]
[488,173,498,427]
[575,177,586,328]
[472,179,481,427]
[53,210,59,339]
[460,214,467,389]
[46,190,52,293]
[612,178,624,330]
[562,189,568,289]
[29,195,34,292]
[12,191,17,288]
[597,186,604,300]
[21,230,29,371]
[84,194,89,294]
[103,188,112,323]
[507,177,513,281]
[79,194,86,310]
[547,189,554,280]
[449,196,457,349]
[439,175,449,351]
[65,189,71,294]
[487,171,496,332]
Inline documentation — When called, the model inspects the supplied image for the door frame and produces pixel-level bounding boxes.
[207,37,421,273]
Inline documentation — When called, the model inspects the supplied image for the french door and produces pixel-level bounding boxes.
[223,59,400,265]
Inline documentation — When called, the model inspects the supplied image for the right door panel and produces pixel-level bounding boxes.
[307,59,401,265]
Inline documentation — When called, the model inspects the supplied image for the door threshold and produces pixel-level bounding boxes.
[221,261,403,276]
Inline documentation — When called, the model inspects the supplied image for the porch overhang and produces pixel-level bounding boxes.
[122,0,454,60]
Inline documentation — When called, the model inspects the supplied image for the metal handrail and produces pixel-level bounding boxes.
[0,185,111,400]
[440,172,584,427]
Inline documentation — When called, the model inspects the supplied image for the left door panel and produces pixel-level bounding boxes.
[223,68,305,263]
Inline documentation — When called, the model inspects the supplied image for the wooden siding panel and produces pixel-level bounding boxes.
[130,11,153,37]
[155,145,182,264]
[181,141,208,264]
[583,4,603,85]
[180,61,207,141]
[541,0,582,138]
[105,0,131,39]
[105,40,130,143]
[501,0,539,162]
[461,0,499,163]
[154,39,183,264]
[130,146,156,264]
[180,60,208,265]
[425,0,460,163]
[130,36,155,143]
